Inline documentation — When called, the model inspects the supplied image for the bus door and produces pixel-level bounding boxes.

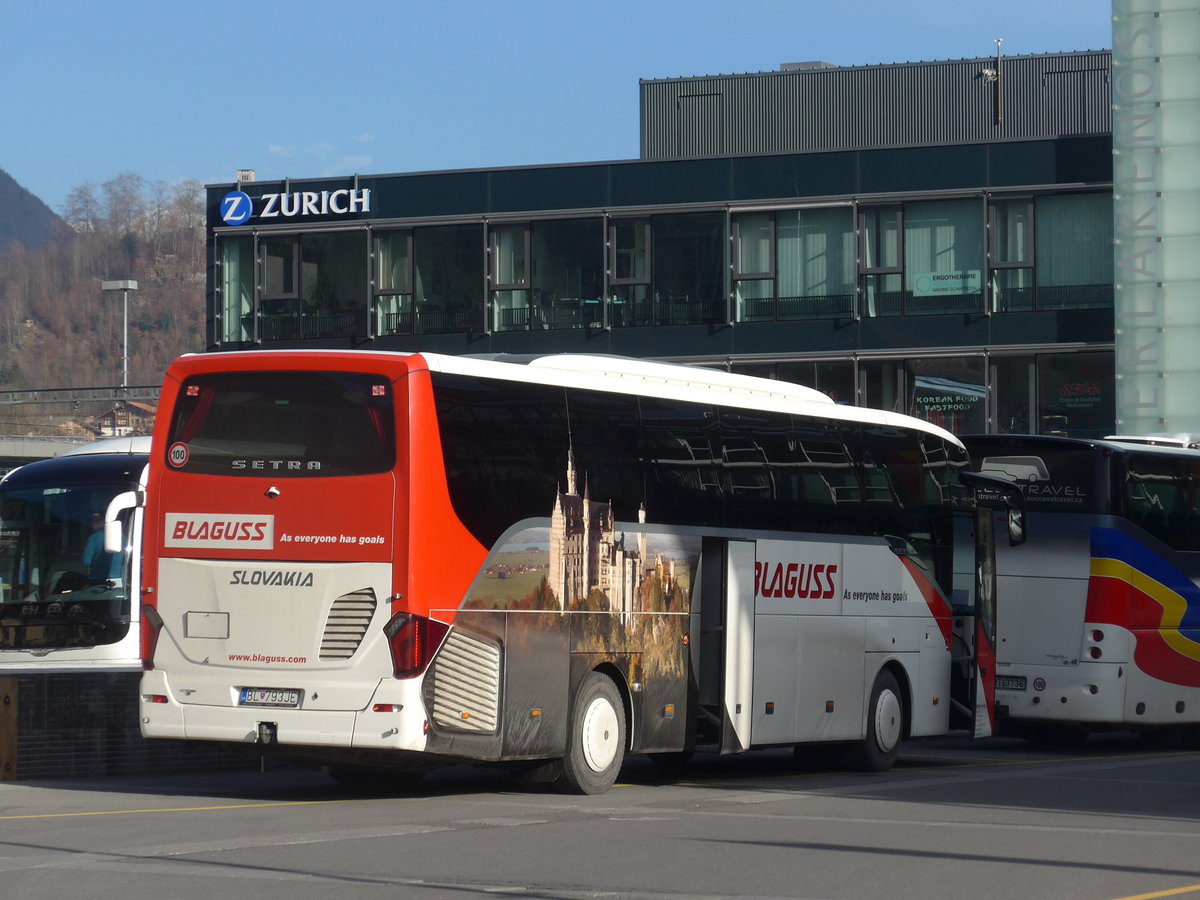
[697,538,755,753]
[948,509,997,737]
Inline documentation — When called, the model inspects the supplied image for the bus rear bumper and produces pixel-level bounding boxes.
[996,662,1127,725]
[138,670,430,751]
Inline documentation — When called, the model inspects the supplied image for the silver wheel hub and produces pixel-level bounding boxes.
[580,696,619,773]
[873,688,902,752]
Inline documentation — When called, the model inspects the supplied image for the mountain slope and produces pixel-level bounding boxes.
[0,167,71,251]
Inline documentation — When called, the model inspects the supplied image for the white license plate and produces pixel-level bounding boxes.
[996,675,1027,691]
[239,687,301,708]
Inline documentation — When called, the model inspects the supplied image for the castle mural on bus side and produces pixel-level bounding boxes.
[463,449,698,683]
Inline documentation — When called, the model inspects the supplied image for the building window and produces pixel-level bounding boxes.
[734,209,857,323]
[733,212,774,322]
[859,206,903,317]
[651,212,725,326]
[859,359,901,412]
[374,230,412,336]
[989,199,1034,312]
[259,232,368,340]
[992,355,1034,433]
[775,360,855,405]
[532,218,604,330]
[610,212,724,327]
[261,236,298,304]
[1034,193,1113,310]
[219,235,254,344]
[903,199,984,316]
[490,224,530,332]
[609,218,650,327]
[413,223,484,334]
[1037,351,1114,438]
[905,356,987,433]
[489,218,605,331]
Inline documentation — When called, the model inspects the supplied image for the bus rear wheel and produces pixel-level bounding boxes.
[554,671,626,795]
[851,669,904,772]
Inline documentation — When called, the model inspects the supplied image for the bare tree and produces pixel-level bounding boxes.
[61,182,102,233]
[102,172,147,235]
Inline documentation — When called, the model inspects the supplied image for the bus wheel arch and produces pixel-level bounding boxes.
[852,664,907,772]
[554,667,629,795]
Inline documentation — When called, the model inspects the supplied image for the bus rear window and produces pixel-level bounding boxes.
[971,446,1103,513]
[166,371,395,477]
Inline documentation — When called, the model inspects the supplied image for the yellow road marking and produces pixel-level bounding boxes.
[1108,885,1200,900]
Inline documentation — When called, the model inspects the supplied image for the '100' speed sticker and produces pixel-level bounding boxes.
[168,442,189,468]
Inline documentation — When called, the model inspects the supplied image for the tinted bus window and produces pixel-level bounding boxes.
[1119,452,1200,551]
[789,416,865,535]
[565,389,645,523]
[433,374,570,547]
[166,372,395,477]
[639,396,723,526]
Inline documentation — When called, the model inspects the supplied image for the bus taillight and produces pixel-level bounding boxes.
[383,612,449,678]
[141,605,164,671]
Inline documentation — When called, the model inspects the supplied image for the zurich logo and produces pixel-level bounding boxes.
[220,190,253,226]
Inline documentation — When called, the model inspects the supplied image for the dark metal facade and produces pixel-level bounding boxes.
[640,51,1112,159]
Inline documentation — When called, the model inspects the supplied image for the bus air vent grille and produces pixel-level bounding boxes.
[427,630,501,734]
[319,590,377,661]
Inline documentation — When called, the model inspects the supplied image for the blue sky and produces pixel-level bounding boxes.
[2,0,1111,215]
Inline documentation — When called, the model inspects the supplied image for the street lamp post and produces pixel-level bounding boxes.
[100,280,137,391]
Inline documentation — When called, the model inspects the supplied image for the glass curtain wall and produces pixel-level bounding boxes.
[777,208,855,319]
[1035,193,1114,309]
[491,224,530,331]
[374,230,412,336]
[258,232,368,340]
[860,206,903,317]
[413,223,484,333]
[989,199,1034,312]
[650,212,724,325]
[992,356,1033,433]
[733,213,774,321]
[1036,351,1115,438]
[776,361,856,405]
[903,200,983,315]
[905,356,987,433]
[609,218,650,327]
[530,218,604,330]
[734,208,854,322]
[298,232,368,339]
[220,234,254,343]
[259,236,298,339]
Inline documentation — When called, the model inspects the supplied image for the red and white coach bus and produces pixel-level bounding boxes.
[138,351,1020,793]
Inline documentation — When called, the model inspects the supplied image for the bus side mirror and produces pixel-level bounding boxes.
[1006,503,1026,547]
[103,489,144,554]
[959,469,1027,546]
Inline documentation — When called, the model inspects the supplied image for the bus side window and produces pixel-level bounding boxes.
[1123,454,1198,550]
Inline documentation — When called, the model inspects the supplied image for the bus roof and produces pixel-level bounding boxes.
[163,350,961,446]
[963,433,1200,460]
[1104,433,1200,450]
[60,436,153,457]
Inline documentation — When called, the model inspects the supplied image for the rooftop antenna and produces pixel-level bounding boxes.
[995,38,1004,125]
